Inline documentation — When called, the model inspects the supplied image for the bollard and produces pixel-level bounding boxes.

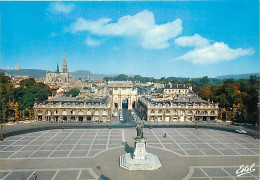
[62,124,64,130]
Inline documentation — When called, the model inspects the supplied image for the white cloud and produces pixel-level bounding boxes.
[70,10,183,49]
[175,33,210,48]
[85,37,101,47]
[176,42,254,64]
[48,2,75,15]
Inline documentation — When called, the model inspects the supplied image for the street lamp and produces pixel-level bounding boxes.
[109,109,112,129]
[255,123,258,139]
[195,120,198,129]
[0,124,4,141]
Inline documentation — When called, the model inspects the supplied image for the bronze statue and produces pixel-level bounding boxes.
[136,123,144,138]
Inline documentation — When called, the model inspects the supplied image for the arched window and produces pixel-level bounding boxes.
[62,111,67,116]
[78,111,84,116]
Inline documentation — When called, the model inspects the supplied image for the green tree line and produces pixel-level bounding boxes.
[104,74,259,124]
[0,73,51,116]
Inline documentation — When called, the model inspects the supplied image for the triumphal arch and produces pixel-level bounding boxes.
[108,81,138,110]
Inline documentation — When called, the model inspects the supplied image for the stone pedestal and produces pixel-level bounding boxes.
[120,138,162,171]
[133,138,147,160]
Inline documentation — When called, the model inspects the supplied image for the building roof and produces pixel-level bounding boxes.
[141,95,212,106]
[164,84,189,89]
[42,96,109,104]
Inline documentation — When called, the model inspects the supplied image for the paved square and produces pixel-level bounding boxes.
[0,128,259,160]
[188,166,260,180]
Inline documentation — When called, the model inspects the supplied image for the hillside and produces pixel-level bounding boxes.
[215,73,260,80]
[0,69,47,78]
[1,69,258,80]
[0,69,115,79]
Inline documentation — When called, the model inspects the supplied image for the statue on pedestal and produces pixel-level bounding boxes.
[120,122,162,170]
[136,123,144,139]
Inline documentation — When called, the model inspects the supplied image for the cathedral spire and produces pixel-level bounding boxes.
[62,52,68,73]
[57,63,59,73]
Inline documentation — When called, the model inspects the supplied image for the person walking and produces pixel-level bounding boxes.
[32,173,37,180]
[163,133,167,138]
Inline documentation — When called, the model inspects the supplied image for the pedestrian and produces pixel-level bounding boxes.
[163,133,167,138]
[32,173,37,180]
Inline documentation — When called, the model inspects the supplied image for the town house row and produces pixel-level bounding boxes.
[34,97,111,122]
[137,96,219,122]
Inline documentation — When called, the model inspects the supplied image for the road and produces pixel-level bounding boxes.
[122,107,136,124]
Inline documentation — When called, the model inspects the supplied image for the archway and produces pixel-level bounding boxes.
[87,111,92,122]
[37,110,42,121]
[78,111,83,121]
[62,110,68,121]
[70,110,75,120]
[132,101,135,109]
[54,110,59,122]
[122,98,128,109]
[94,111,100,121]
[114,103,118,109]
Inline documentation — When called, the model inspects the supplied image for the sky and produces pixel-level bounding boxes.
[0,1,259,78]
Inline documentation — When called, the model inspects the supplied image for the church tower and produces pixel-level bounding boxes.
[62,52,68,73]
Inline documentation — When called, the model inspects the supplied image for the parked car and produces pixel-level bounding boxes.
[112,112,118,117]
[235,129,247,134]
[119,116,123,122]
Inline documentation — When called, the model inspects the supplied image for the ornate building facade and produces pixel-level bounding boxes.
[45,53,72,84]
[137,85,219,122]
[34,96,111,122]
[108,81,138,110]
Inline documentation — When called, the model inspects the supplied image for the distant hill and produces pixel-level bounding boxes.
[1,69,258,80]
[215,73,260,80]
[71,70,115,79]
[0,69,115,79]
[0,69,47,78]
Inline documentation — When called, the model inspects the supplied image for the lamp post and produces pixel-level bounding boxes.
[196,120,198,129]
[109,109,112,129]
[255,123,258,139]
[0,124,4,141]
[149,119,152,129]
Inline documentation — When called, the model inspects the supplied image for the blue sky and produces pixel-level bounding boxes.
[0,1,259,78]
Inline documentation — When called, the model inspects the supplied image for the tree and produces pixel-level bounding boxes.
[0,76,15,112]
[15,82,51,110]
[19,78,36,88]
[200,85,212,100]
[65,88,80,97]
[116,74,129,81]
[200,76,210,87]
